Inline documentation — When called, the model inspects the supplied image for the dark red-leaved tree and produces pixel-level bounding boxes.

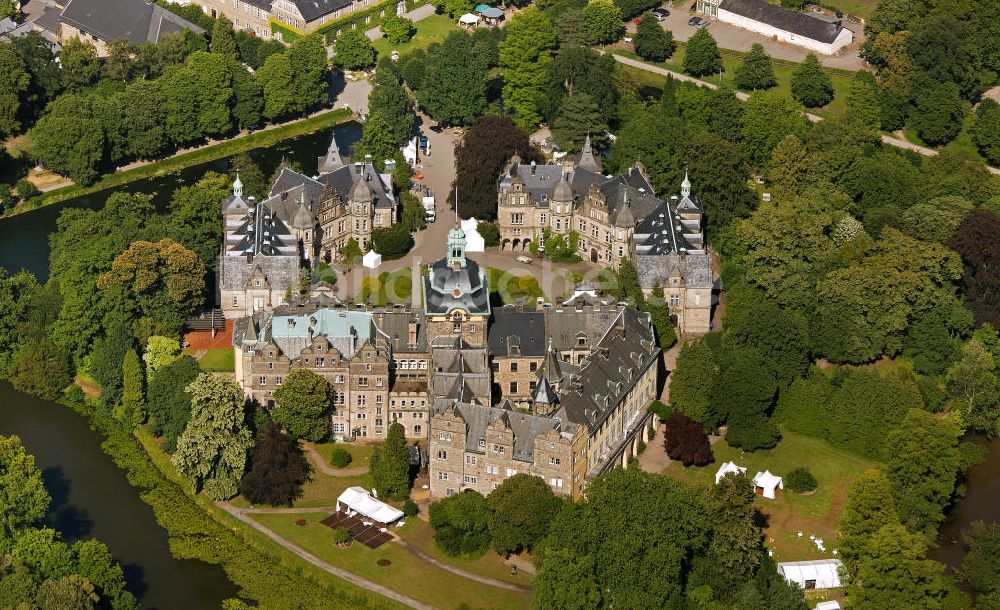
[240,422,312,506]
[663,410,713,466]
[451,114,543,221]
[948,209,1000,329]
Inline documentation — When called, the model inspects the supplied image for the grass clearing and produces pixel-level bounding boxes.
[486,267,545,306]
[307,441,375,469]
[373,14,458,58]
[663,428,877,561]
[359,269,413,306]
[403,518,533,587]
[251,512,533,610]
[195,348,235,372]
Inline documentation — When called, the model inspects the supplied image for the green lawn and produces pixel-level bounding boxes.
[663,428,878,562]
[196,348,235,372]
[373,13,458,58]
[487,267,545,306]
[403,518,533,588]
[613,47,856,118]
[359,269,413,306]
[818,0,877,19]
[307,441,375,469]
[251,512,533,610]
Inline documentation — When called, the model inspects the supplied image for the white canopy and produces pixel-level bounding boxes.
[461,217,485,252]
[777,559,843,590]
[815,602,842,610]
[459,13,479,24]
[753,470,784,499]
[362,249,382,269]
[336,486,404,524]
[715,461,748,484]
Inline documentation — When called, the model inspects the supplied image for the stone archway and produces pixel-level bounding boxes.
[501,239,511,251]
[512,238,521,251]
[522,239,531,251]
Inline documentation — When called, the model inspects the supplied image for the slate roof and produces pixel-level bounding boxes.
[487,309,546,357]
[423,258,491,316]
[372,310,429,353]
[432,402,563,462]
[292,0,353,23]
[220,255,300,292]
[635,252,714,290]
[60,0,204,45]
[719,0,846,43]
[317,163,396,210]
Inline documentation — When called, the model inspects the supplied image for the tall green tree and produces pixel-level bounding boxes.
[256,52,296,120]
[838,468,899,574]
[583,0,623,45]
[288,35,329,111]
[118,348,144,426]
[59,37,101,91]
[0,435,51,537]
[790,53,833,108]
[683,28,722,77]
[945,338,1000,433]
[167,171,233,267]
[371,421,410,499]
[704,472,764,593]
[172,373,254,500]
[0,42,29,136]
[229,61,264,130]
[8,338,71,401]
[486,474,562,556]
[740,91,810,169]
[734,43,776,90]
[28,94,105,185]
[187,51,234,137]
[767,134,810,199]
[147,354,201,452]
[500,6,556,130]
[845,70,881,131]
[210,16,239,59]
[668,339,717,425]
[272,369,331,442]
[333,29,376,70]
[420,31,488,125]
[633,12,675,62]
[910,81,967,146]
[358,60,415,162]
[552,93,607,153]
[848,523,949,609]
[121,79,169,159]
[972,99,1000,166]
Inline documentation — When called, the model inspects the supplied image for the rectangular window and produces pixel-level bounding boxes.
[509,382,517,394]
[529,362,537,372]
[258,376,266,386]
[465,455,477,465]
[438,472,448,480]
[275,376,283,386]
[463,475,477,484]
[376,395,383,404]
[510,362,518,372]
[437,449,447,459]
[358,378,369,387]
[316,357,325,367]
[540,213,547,224]
[551,478,564,488]
[669,295,680,306]
[376,377,383,387]
[549,456,561,465]
[493,444,505,454]
[505,468,517,477]
[453,322,462,332]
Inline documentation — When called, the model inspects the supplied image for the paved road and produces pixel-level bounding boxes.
[217,501,440,610]
[610,53,1000,175]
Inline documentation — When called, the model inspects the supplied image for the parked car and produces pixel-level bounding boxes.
[688,16,709,26]
[515,255,533,264]
[652,7,669,19]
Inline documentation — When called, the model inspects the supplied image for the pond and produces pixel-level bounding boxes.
[0,383,238,609]
[0,121,362,281]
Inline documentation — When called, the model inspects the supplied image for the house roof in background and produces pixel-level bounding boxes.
[60,0,204,45]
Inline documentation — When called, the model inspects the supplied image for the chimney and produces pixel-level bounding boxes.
[408,318,418,349]
[354,162,362,175]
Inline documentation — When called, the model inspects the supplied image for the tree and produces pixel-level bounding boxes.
[160,63,202,145]
[420,32,488,125]
[555,9,589,47]
[885,409,961,534]
[210,16,238,58]
[8,338,71,401]
[381,14,414,44]
[500,7,556,130]
[960,521,1000,599]
[330,446,353,468]
[946,338,1000,433]
[903,304,973,376]
[948,210,1000,329]
[118,348,144,426]
[552,93,607,153]
[784,467,817,493]
[767,135,809,199]
[905,14,981,100]
[740,91,810,169]
[229,61,264,130]
[167,171,232,267]
[288,35,329,111]
[0,43,29,136]
[898,195,973,244]
[121,79,169,160]
[371,422,410,499]
[634,12,675,62]
[684,28,722,77]
[704,472,764,590]
[663,410,712,465]
[790,53,833,108]
[533,548,602,610]
[845,70,881,131]
[429,490,490,556]
[583,0,622,45]
[609,108,687,191]
[144,336,181,376]
[358,60,414,162]
[735,44,776,90]
[147,355,201,452]
[669,339,717,425]
[257,52,296,121]
[333,29,375,70]
[372,223,413,260]
[910,81,966,146]
[272,369,331,442]
[28,94,105,186]
[848,523,949,609]
[452,114,542,220]
[0,0,16,19]
[172,373,254,500]
[33,575,98,610]
[59,38,101,91]
[0,435,51,537]
[838,469,899,573]
[486,474,562,556]
[228,153,266,201]
[972,99,1000,166]
[678,131,757,236]
[240,422,312,506]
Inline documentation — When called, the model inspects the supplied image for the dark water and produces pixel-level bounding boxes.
[0,383,238,609]
[0,121,362,281]
[931,436,1000,570]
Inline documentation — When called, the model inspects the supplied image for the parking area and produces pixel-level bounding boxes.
[320,512,395,549]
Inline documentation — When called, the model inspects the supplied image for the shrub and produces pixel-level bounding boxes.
[478,221,500,247]
[330,446,353,468]
[332,526,352,545]
[429,491,490,556]
[785,467,818,493]
[14,178,39,200]
[403,498,419,516]
[663,410,712,466]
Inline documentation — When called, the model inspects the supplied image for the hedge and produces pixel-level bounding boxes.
[270,0,429,46]
[58,393,398,610]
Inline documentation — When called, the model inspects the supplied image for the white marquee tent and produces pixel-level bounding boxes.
[715,461,748,484]
[363,249,382,269]
[753,470,784,499]
[777,559,843,590]
[459,12,479,25]
[336,486,404,524]
[461,217,485,252]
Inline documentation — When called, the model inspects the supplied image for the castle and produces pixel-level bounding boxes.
[220,134,398,319]
[496,137,715,334]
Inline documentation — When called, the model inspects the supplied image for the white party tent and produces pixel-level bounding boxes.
[777,559,843,590]
[461,217,485,252]
[714,461,748,484]
[362,249,382,269]
[753,470,784,499]
[336,486,404,524]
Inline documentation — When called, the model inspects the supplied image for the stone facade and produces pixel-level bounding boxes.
[180,0,388,40]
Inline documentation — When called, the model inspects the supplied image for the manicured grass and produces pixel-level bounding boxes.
[403,518,533,587]
[487,267,545,306]
[663,428,878,562]
[612,48,856,118]
[359,269,413,306]
[820,0,877,19]
[307,441,376,469]
[251,512,533,610]
[7,108,353,217]
[196,348,235,372]
[373,13,458,58]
